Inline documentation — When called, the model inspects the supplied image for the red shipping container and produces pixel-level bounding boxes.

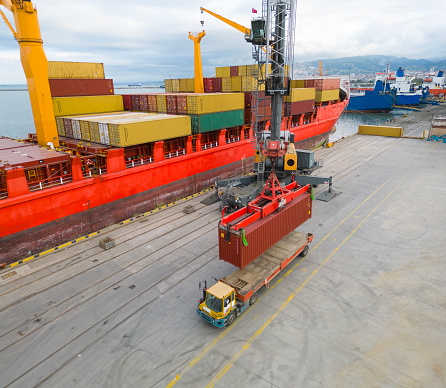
[176,95,188,114]
[131,95,140,111]
[230,66,239,77]
[212,78,222,92]
[166,94,178,114]
[314,78,340,91]
[49,79,114,97]
[244,105,272,123]
[304,79,315,88]
[139,95,149,111]
[122,94,132,110]
[244,92,252,107]
[63,118,73,137]
[284,100,315,116]
[147,95,157,112]
[204,78,213,93]
[218,192,312,269]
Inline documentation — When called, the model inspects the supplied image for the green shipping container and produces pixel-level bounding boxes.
[190,109,244,134]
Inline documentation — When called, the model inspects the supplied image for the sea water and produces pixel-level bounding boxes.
[0,85,408,142]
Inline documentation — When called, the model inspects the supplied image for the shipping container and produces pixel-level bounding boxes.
[63,118,73,138]
[231,76,242,92]
[314,78,340,91]
[72,120,82,140]
[238,65,247,77]
[56,117,65,136]
[176,95,188,114]
[156,94,167,113]
[222,77,232,92]
[140,95,149,111]
[241,76,265,92]
[131,95,140,111]
[101,114,192,147]
[285,87,316,103]
[186,93,244,115]
[122,95,132,110]
[284,100,315,116]
[186,78,195,92]
[305,79,315,88]
[218,193,312,269]
[52,95,124,117]
[48,61,105,79]
[290,79,305,88]
[166,94,178,114]
[251,91,272,107]
[204,78,223,93]
[80,120,91,141]
[98,122,110,145]
[164,79,173,92]
[172,79,180,92]
[147,94,157,112]
[315,89,340,102]
[244,105,272,123]
[216,66,231,78]
[48,79,114,97]
[89,122,100,143]
[190,109,244,134]
[230,66,239,77]
[203,78,213,93]
[179,79,188,92]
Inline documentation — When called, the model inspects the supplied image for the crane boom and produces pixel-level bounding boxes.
[200,7,251,39]
[0,0,59,147]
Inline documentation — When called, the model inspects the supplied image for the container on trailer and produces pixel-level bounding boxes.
[49,79,114,97]
[190,109,244,134]
[186,93,244,115]
[218,192,312,269]
[48,61,105,79]
[52,95,123,117]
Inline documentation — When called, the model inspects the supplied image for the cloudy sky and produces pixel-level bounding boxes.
[0,0,444,84]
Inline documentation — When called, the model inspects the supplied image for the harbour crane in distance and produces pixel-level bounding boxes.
[0,0,59,148]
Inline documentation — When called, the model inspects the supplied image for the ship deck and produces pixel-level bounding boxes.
[0,104,445,387]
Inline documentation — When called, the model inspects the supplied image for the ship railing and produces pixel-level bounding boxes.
[164,149,186,159]
[0,190,8,200]
[226,136,240,144]
[125,156,154,169]
[99,167,108,175]
[201,141,218,150]
[28,175,74,192]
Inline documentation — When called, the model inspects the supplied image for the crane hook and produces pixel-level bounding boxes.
[200,20,204,26]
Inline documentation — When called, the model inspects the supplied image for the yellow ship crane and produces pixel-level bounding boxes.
[0,0,59,147]
[188,30,205,93]
[200,7,251,42]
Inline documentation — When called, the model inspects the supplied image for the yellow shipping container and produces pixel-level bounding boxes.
[52,95,124,117]
[100,114,192,147]
[165,79,173,92]
[186,78,195,92]
[156,95,167,113]
[290,80,306,88]
[285,88,316,103]
[231,76,242,92]
[55,117,65,136]
[238,65,247,76]
[216,66,231,78]
[48,61,105,79]
[179,79,188,92]
[80,121,91,141]
[172,79,180,92]
[222,77,232,92]
[315,89,339,102]
[241,76,265,92]
[186,93,244,115]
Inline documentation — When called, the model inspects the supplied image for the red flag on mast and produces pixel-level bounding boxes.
[252,8,257,13]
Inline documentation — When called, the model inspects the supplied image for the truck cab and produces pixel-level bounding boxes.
[197,281,237,328]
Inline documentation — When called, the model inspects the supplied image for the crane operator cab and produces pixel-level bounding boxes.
[197,281,237,328]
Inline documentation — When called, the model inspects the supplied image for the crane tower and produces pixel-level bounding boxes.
[251,0,296,166]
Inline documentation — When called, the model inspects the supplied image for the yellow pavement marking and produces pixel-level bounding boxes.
[205,177,402,388]
[165,177,395,388]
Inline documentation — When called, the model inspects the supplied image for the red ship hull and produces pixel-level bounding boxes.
[0,99,347,265]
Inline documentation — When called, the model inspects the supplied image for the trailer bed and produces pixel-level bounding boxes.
[221,231,312,302]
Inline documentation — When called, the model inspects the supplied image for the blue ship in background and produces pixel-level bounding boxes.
[347,80,395,113]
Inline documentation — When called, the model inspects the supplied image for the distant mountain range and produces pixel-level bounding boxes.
[296,55,446,75]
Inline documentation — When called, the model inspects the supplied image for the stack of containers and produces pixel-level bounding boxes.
[314,78,340,102]
[49,61,124,118]
[186,93,244,134]
[244,91,272,123]
[57,112,192,147]
[285,82,316,116]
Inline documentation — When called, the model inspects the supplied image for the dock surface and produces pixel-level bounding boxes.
[1,105,445,387]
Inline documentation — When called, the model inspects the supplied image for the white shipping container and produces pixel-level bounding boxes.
[72,120,82,139]
[98,122,110,145]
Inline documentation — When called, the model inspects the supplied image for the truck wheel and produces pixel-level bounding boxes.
[226,311,236,326]
[249,293,257,305]
[299,245,309,257]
